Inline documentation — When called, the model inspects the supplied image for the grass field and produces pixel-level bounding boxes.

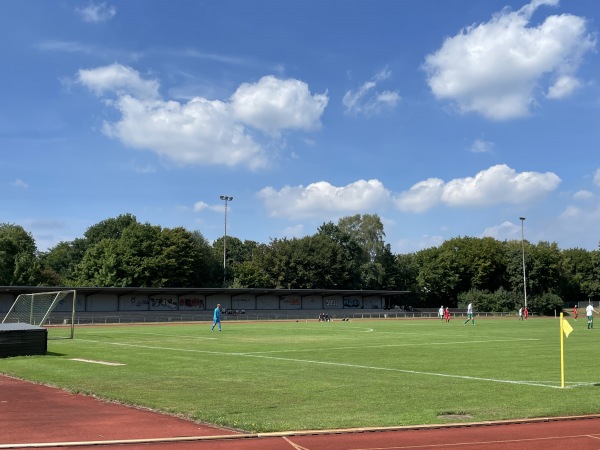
[1,316,599,432]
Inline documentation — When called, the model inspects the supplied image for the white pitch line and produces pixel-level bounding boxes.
[70,358,125,366]
[85,331,217,340]
[232,352,566,389]
[75,339,565,389]
[246,338,540,355]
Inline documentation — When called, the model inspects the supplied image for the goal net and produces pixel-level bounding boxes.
[2,290,76,339]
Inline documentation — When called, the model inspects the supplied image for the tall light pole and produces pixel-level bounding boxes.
[519,217,527,309]
[220,195,233,287]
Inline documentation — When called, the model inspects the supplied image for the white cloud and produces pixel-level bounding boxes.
[78,64,160,99]
[193,201,209,212]
[394,178,445,213]
[230,75,328,135]
[470,139,494,153]
[594,168,600,187]
[76,2,116,23]
[482,220,521,240]
[283,224,304,238]
[546,75,582,99]
[573,190,594,200]
[102,95,268,169]
[11,179,29,188]
[258,179,391,219]
[394,164,560,212]
[78,65,328,169]
[423,0,595,120]
[343,68,400,116]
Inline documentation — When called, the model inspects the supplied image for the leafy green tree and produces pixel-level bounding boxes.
[337,214,385,263]
[39,241,79,285]
[414,246,459,306]
[558,248,594,304]
[317,222,362,288]
[504,239,528,302]
[0,223,40,285]
[41,214,141,286]
[578,248,600,302]
[378,244,401,290]
[83,213,139,246]
[74,238,121,286]
[232,244,275,288]
[439,237,508,294]
[458,288,520,312]
[74,222,218,287]
[528,292,564,316]
[252,232,361,289]
[190,230,221,287]
[527,241,562,296]
[213,236,259,285]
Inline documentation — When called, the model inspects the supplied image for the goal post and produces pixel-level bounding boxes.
[2,290,77,339]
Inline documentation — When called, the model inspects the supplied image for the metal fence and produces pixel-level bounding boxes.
[29,310,520,326]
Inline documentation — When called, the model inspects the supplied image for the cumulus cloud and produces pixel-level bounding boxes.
[258,179,391,219]
[423,0,595,120]
[394,164,560,212]
[394,178,445,213]
[230,75,328,135]
[573,190,594,201]
[77,64,328,169]
[78,64,160,99]
[546,75,582,99]
[470,139,494,153]
[482,220,521,240]
[343,68,400,116]
[76,2,116,23]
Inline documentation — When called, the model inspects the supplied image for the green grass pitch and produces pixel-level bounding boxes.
[1,317,599,432]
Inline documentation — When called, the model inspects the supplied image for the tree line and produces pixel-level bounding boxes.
[1,213,599,314]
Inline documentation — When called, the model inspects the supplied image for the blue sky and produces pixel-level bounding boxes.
[2,0,600,254]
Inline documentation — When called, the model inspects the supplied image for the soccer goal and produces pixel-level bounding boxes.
[1,290,77,339]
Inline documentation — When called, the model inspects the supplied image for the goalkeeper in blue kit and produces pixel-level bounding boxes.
[211,304,222,331]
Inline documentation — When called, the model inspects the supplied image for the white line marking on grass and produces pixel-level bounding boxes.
[246,338,540,355]
[76,339,564,389]
[90,331,218,340]
[70,358,125,366]
[233,353,566,389]
[78,339,600,389]
[76,339,223,355]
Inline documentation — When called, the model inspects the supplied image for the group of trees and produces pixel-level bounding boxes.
[1,213,599,314]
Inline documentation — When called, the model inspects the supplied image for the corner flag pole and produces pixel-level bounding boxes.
[560,312,566,388]
[559,312,573,388]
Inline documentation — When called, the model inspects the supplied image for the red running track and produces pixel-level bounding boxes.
[1,374,600,449]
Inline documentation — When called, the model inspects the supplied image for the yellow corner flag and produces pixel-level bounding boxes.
[560,313,573,388]
[563,318,573,338]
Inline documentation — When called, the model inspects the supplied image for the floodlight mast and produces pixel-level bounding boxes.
[220,195,233,287]
[519,217,527,309]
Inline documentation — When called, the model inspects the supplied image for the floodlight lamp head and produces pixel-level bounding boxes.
[519,217,526,221]
[220,195,233,201]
